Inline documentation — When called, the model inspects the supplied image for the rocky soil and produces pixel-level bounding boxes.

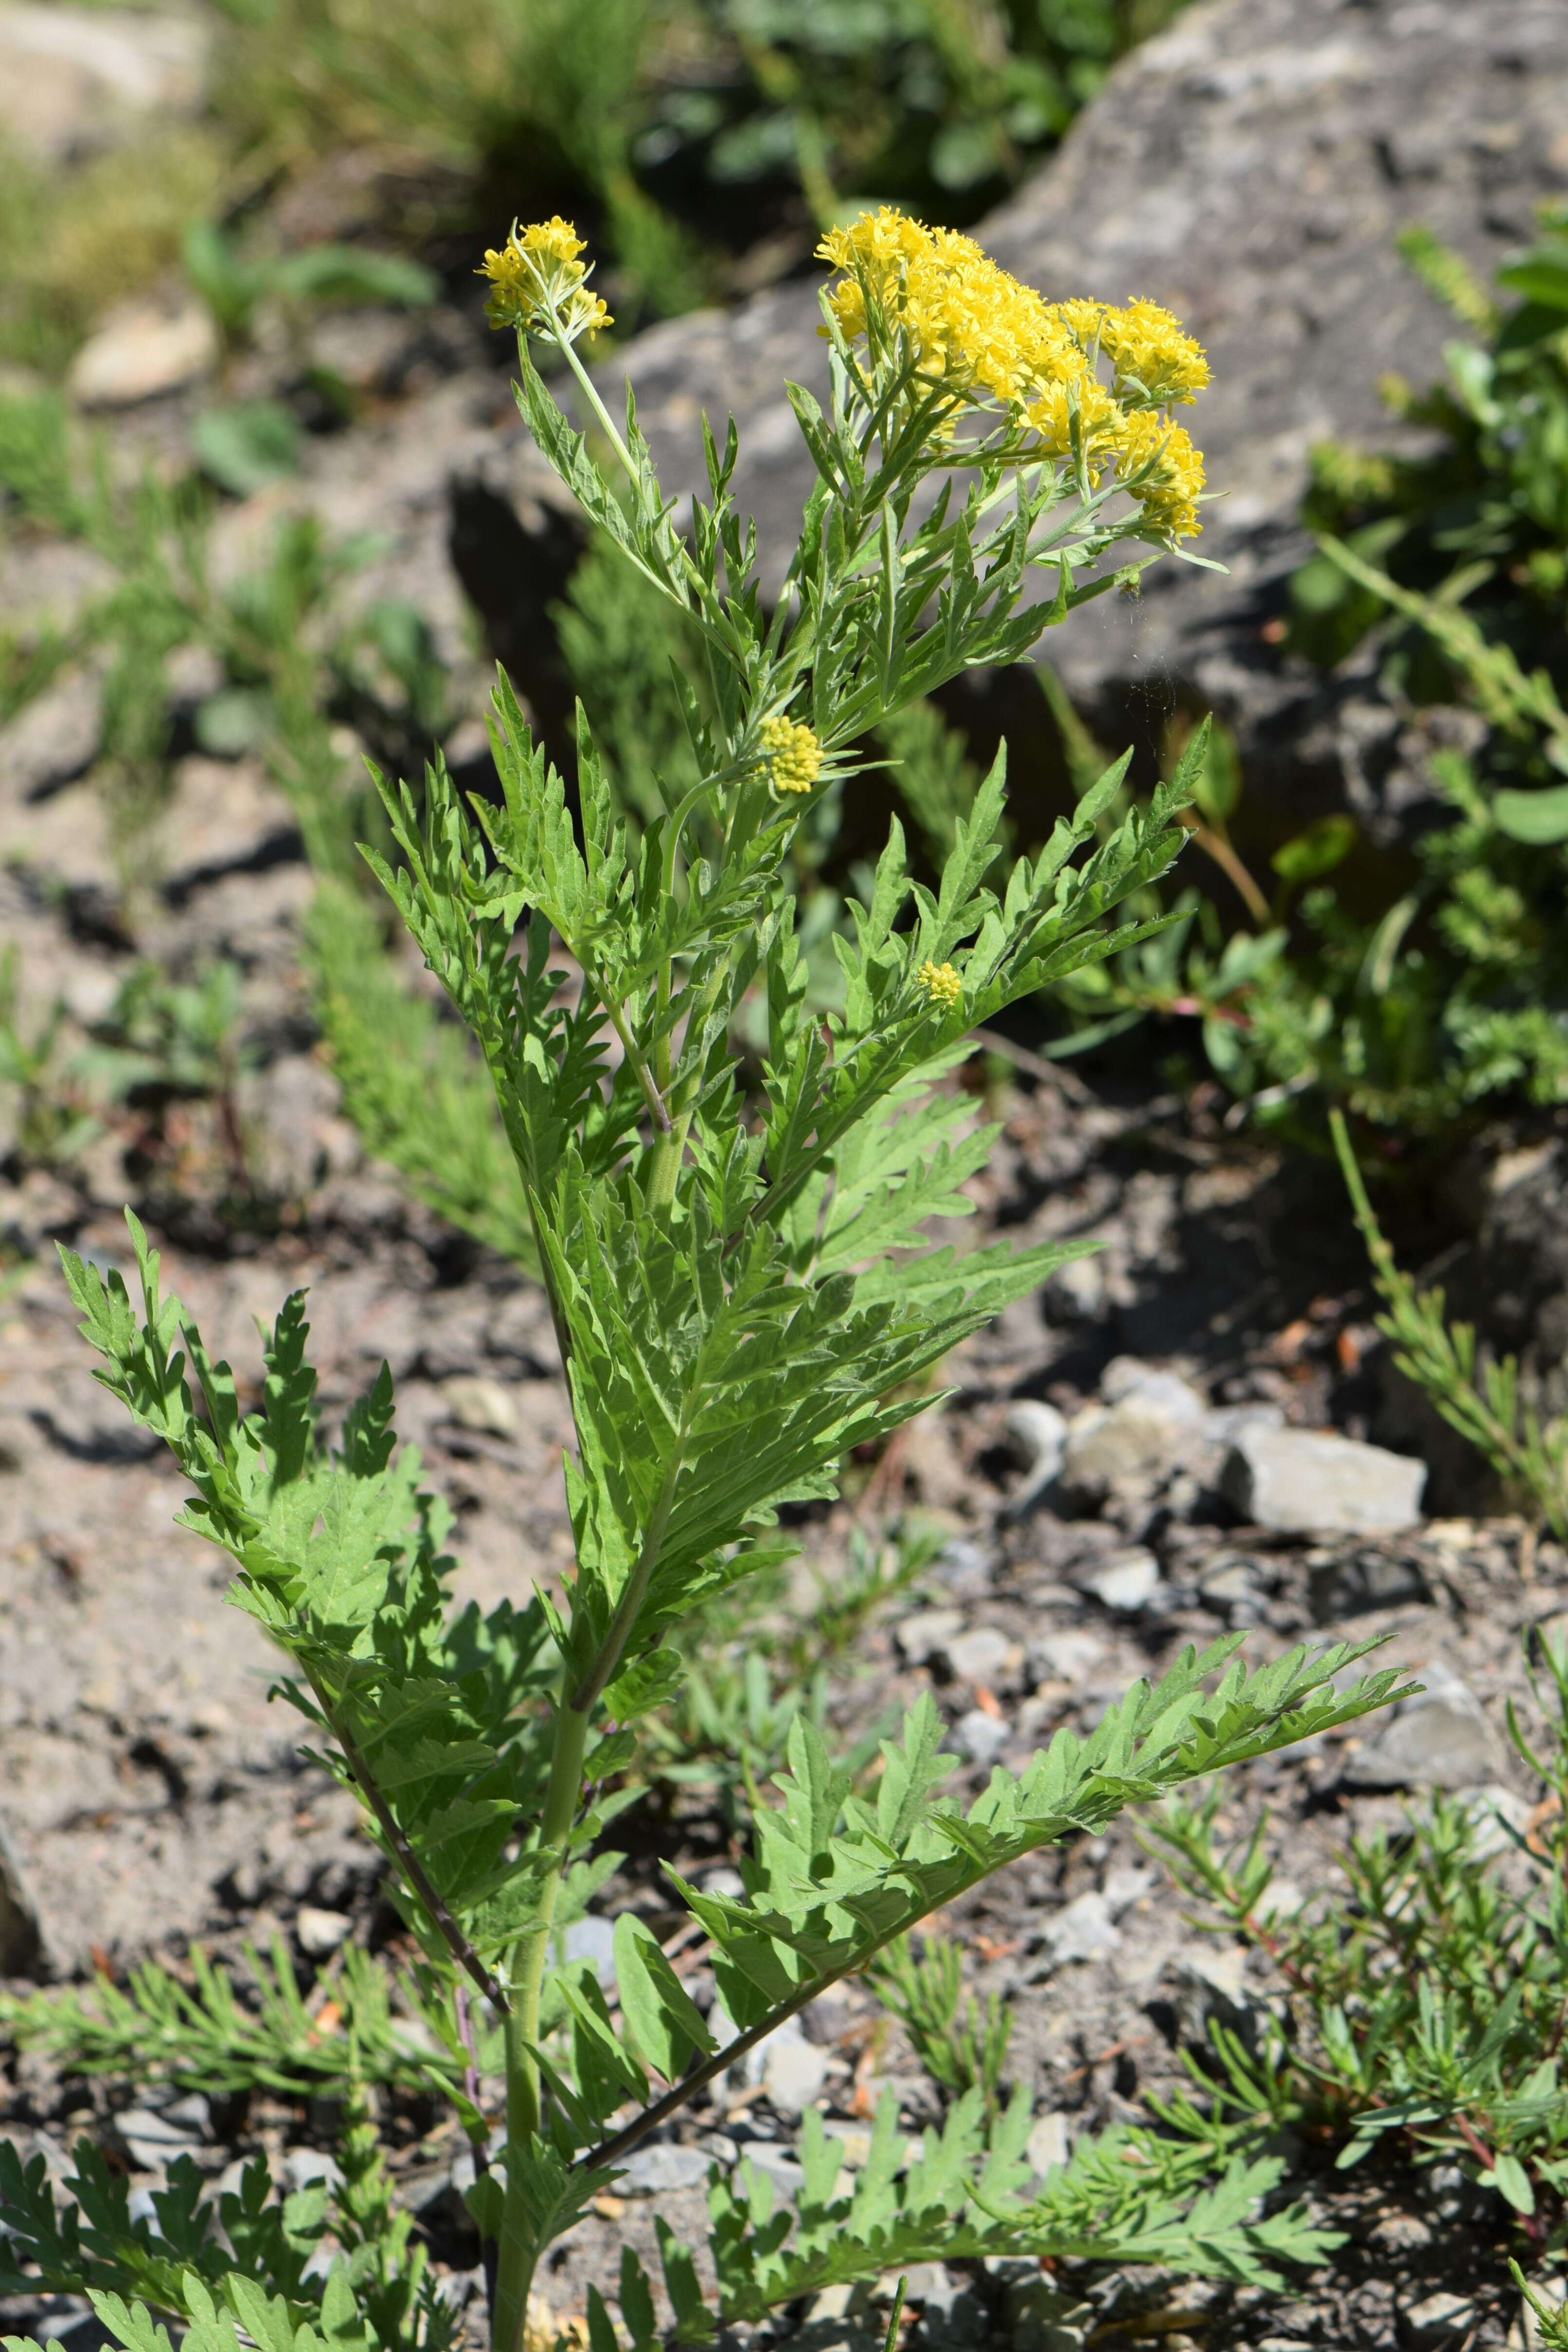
[3,717,1565,2347]
[6,0,1568,2343]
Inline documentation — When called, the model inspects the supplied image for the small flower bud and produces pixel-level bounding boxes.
[759,715,823,796]
[917,959,963,1009]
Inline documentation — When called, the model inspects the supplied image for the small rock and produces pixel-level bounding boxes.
[952,1707,1010,1769]
[743,2141,804,2197]
[0,670,101,800]
[1201,1402,1286,1445]
[439,1375,520,1440]
[1100,1358,1206,1420]
[1169,1944,1255,2044]
[1197,1558,1262,1616]
[68,303,217,408]
[295,1905,350,1959]
[562,1914,617,1990]
[281,2148,342,2197]
[1042,1891,1120,1967]
[1062,1398,1190,1496]
[618,2140,710,2196]
[1223,1427,1425,1535]
[1341,1663,1492,1792]
[939,1626,1013,1687]
[1027,1628,1105,1684]
[933,1537,997,1599]
[1100,1864,1156,1916]
[763,2029,829,2115]
[113,2105,207,2171]
[1404,2292,1475,2348]
[823,2124,874,2171]
[1451,1783,1533,1862]
[805,2285,872,2325]
[1025,2112,1070,2176]
[0,2,207,161]
[1080,1549,1164,1614]
[1308,1546,1431,1619]
[1004,2276,1085,2352]
[896,1608,964,1667]
[1003,1399,1068,1515]
[0,1811,43,1976]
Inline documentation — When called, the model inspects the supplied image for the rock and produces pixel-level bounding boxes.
[1062,1397,1193,1497]
[281,2147,342,2196]
[0,1811,43,1977]
[1002,1399,1068,1516]
[952,1707,1011,1769]
[1099,1358,1206,1421]
[1197,1557,1264,1619]
[932,1536,997,1599]
[1404,2292,1476,2348]
[1080,1549,1164,1613]
[916,2271,991,2349]
[0,670,101,803]
[294,1905,351,1958]
[36,1366,162,1463]
[1308,1544,1432,1619]
[1025,2112,1070,2176]
[601,0,1568,810]
[1223,1427,1426,1535]
[1450,1783,1533,1862]
[1003,2277,1086,2352]
[113,2104,208,2171]
[763,2026,830,2115]
[0,3,207,161]
[562,1914,617,1989]
[1168,1943,1256,2045]
[896,1607,965,1666]
[741,2140,804,2198]
[1100,1863,1157,1916]
[240,1054,357,1200]
[618,2139,710,2196]
[438,1375,520,1440]
[1028,1628,1105,1683]
[939,1626,1014,1687]
[1341,1662,1493,1791]
[68,304,218,410]
[1041,1890,1121,1967]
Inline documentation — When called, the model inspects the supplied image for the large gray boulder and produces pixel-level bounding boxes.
[609,0,1568,820]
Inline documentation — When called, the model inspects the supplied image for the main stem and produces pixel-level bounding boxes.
[491,1691,590,2352]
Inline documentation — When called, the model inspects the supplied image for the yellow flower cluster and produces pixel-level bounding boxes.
[1114,410,1206,540]
[917,959,963,1009]
[481,218,612,344]
[817,209,1209,538]
[759,714,823,795]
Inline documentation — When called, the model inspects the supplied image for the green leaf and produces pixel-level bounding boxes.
[613,1915,717,2082]
[193,405,303,498]
[1270,813,1357,884]
[1492,785,1568,844]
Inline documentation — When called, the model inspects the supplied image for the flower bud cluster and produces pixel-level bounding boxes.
[481,217,612,344]
[818,208,1210,539]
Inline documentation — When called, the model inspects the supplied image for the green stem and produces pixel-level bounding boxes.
[491,1695,591,2352]
[491,1435,687,2348]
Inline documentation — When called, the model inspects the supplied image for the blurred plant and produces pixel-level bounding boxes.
[1333,1107,1568,1540]
[867,1928,1013,2114]
[207,0,1193,316]
[1147,1618,1568,2253]
[0,1939,480,2102]
[0,126,227,376]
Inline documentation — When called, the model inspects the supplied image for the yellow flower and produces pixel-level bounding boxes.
[1115,409,1206,539]
[917,959,963,1009]
[759,714,823,795]
[481,218,612,343]
[1022,376,1126,475]
[815,213,1211,496]
[1056,296,1209,407]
